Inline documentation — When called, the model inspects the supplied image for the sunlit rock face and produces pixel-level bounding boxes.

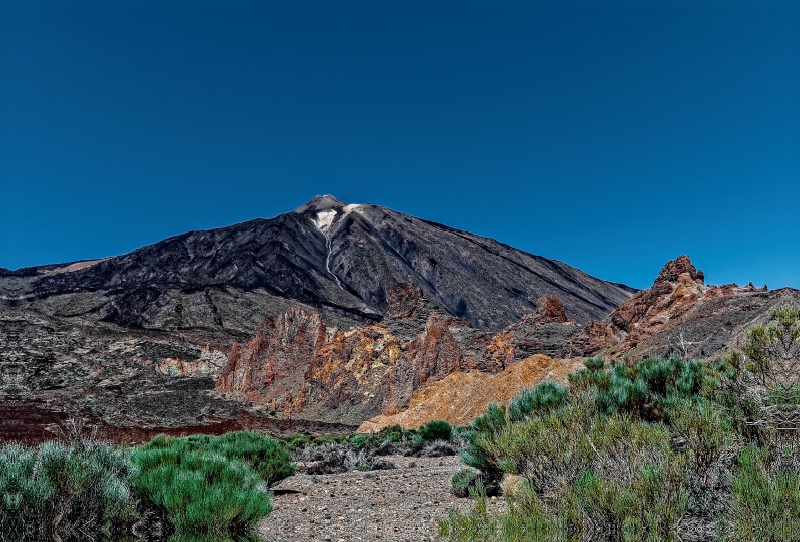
[215,288,586,425]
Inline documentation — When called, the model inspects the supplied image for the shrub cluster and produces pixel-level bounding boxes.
[137,431,295,486]
[440,345,797,542]
[282,419,465,477]
[132,431,293,536]
[291,420,463,474]
[0,439,137,541]
[0,430,294,541]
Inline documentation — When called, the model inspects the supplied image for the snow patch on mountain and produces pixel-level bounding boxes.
[312,209,338,232]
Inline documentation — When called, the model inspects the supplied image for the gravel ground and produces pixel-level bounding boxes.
[258,455,498,542]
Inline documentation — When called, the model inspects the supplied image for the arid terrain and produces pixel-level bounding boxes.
[0,197,634,442]
[2,198,798,445]
[259,455,488,542]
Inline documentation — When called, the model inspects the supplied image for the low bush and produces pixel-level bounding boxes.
[441,309,800,541]
[439,357,733,541]
[508,381,567,422]
[0,439,138,541]
[131,445,271,536]
[569,356,707,420]
[450,468,482,498]
[457,402,510,494]
[132,431,293,536]
[730,443,800,542]
[418,439,461,458]
[293,442,394,474]
[138,431,294,486]
[281,433,313,451]
[419,420,453,442]
[346,423,462,458]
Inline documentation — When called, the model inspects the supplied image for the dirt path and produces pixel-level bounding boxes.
[258,456,478,541]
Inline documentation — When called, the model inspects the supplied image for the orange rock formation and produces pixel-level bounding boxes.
[358,354,583,432]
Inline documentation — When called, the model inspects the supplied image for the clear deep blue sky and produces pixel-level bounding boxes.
[2,1,798,289]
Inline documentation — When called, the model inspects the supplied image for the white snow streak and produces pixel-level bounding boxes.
[311,205,363,292]
[312,209,337,232]
[325,234,345,291]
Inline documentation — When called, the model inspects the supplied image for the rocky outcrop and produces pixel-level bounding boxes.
[216,292,585,425]
[562,255,792,361]
[561,321,617,358]
[533,294,570,324]
[217,306,327,404]
[476,295,581,367]
[215,303,472,423]
[290,325,402,420]
[380,314,468,413]
[609,255,706,334]
[155,347,228,378]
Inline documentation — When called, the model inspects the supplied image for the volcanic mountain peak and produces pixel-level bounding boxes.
[0,195,636,332]
[294,195,364,233]
[293,194,348,213]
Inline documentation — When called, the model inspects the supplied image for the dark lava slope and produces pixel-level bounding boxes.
[0,196,635,331]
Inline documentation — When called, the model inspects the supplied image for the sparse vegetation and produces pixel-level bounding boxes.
[286,419,465,475]
[138,431,295,486]
[0,438,138,541]
[0,429,293,540]
[293,441,395,474]
[439,306,800,542]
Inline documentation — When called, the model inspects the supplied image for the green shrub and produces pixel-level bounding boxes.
[281,434,312,451]
[730,444,800,542]
[374,424,407,443]
[131,445,271,535]
[133,431,292,536]
[441,407,690,541]
[138,431,294,486]
[420,420,453,442]
[666,397,734,476]
[212,431,295,485]
[459,403,509,493]
[570,357,707,419]
[0,440,138,541]
[350,433,370,449]
[451,468,482,498]
[508,381,567,422]
[440,359,706,541]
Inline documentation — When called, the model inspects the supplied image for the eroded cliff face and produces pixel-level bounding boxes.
[215,289,584,424]
[360,354,583,432]
[216,306,327,403]
[214,285,472,423]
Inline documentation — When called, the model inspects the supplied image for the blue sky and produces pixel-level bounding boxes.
[2,0,798,289]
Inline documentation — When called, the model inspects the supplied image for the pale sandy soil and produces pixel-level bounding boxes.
[258,455,503,542]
